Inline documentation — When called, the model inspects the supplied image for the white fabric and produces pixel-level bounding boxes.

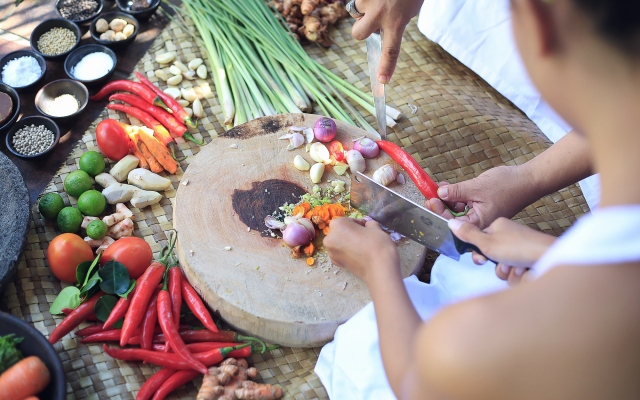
[417,0,600,210]
[315,257,507,400]
[315,1,603,398]
[531,205,640,278]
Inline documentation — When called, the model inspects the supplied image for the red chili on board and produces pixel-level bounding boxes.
[376,140,439,199]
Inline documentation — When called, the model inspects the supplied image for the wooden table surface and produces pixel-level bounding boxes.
[0,0,175,205]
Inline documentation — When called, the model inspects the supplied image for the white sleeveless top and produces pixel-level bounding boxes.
[531,205,640,278]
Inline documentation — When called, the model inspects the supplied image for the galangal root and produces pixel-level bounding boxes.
[197,358,283,400]
[270,0,348,47]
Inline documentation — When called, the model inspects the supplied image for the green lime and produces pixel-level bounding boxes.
[77,190,106,217]
[86,220,108,240]
[57,207,83,233]
[64,170,93,198]
[38,193,65,219]
[79,151,106,177]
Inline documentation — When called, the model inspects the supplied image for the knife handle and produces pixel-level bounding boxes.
[453,235,498,264]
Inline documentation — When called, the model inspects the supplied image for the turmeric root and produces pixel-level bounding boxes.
[197,358,281,400]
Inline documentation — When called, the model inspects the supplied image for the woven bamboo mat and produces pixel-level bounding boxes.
[0,10,589,400]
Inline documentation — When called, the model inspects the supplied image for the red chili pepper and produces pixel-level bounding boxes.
[376,140,439,199]
[49,292,104,344]
[90,80,169,111]
[157,288,208,374]
[137,368,176,400]
[180,277,219,332]
[151,370,200,400]
[152,341,240,352]
[153,330,257,344]
[61,308,98,321]
[168,267,182,328]
[103,285,138,330]
[102,343,246,370]
[120,263,165,347]
[228,345,253,359]
[74,324,106,337]
[107,103,174,147]
[135,72,198,130]
[109,93,187,138]
[140,290,160,350]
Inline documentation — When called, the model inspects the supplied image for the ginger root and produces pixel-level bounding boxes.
[197,358,282,400]
[271,0,345,47]
[107,217,134,239]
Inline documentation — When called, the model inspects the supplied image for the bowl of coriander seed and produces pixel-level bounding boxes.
[5,116,61,159]
[30,19,82,62]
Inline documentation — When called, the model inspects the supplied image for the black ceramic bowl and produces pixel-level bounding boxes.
[55,0,104,25]
[30,18,82,62]
[0,83,20,135]
[0,50,47,91]
[5,116,61,159]
[115,0,160,21]
[64,44,117,87]
[0,312,66,400]
[35,79,89,124]
[90,11,139,51]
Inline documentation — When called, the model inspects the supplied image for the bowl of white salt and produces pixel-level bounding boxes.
[35,79,89,124]
[0,50,47,91]
[64,44,117,87]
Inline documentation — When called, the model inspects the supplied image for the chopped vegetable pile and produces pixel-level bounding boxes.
[0,334,23,375]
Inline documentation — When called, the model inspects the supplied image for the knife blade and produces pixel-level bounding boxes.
[350,172,490,261]
[365,32,386,140]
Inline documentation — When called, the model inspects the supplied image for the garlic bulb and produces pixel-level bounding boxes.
[310,163,325,183]
[372,164,398,186]
[309,142,330,164]
[345,150,366,173]
[293,155,310,171]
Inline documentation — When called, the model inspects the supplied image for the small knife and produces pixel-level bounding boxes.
[365,32,386,140]
[350,172,492,262]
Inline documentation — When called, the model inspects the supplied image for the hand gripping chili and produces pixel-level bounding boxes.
[49,292,104,344]
[103,284,137,330]
[135,72,199,131]
[180,275,219,332]
[140,290,160,350]
[136,368,176,400]
[107,103,173,147]
[109,93,187,138]
[151,370,200,400]
[376,140,469,217]
[120,234,177,346]
[90,80,169,111]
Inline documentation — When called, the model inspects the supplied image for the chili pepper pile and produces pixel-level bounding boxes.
[48,232,277,399]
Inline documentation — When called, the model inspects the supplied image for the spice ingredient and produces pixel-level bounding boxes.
[131,0,151,11]
[57,0,99,20]
[37,27,76,56]
[1,56,41,87]
[0,92,13,125]
[12,124,54,156]
[72,52,114,81]
[41,94,79,117]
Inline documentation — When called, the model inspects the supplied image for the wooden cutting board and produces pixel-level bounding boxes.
[174,114,426,347]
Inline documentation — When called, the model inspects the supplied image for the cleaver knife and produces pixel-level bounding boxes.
[366,32,386,140]
[350,172,491,261]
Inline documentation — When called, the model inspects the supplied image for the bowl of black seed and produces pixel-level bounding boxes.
[55,0,104,25]
[5,116,61,159]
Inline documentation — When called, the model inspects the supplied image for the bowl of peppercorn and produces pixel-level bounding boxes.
[116,0,160,21]
[30,19,82,62]
[0,83,20,135]
[55,0,104,25]
[5,116,61,159]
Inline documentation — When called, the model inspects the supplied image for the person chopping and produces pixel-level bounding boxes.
[319,0,640,399]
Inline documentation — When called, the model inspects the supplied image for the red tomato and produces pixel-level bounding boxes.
[47,233,95,283]
[101,237,153,279]
[96,119,130,161]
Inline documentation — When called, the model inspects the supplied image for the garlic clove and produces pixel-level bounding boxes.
[155,52,176,64]
[293,155,310,171]
[167,74,182,86]
[180,87,198,102]
[154,69,168,81]
[184,107,193,117]
[192,98,204,118]
[372,164,398,186]
[188,58,203,70]
[196,64,207,79]
[177,99,190,107]
[173,60,189,73]
[345,150,366,173]
[310,163,325,183]
[309,142,331,164]
[163,87,181,99]
[169,65,182,76]
[182,70,196,80]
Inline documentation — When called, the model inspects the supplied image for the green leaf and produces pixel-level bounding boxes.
[77,253,101,289]
[120,280,136,299]
[112,318,123,329]
[0,334,23,374]
[99,261,130,295]
[80,271,102,298]
[50,286,81,315]
[94,295,118,323]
